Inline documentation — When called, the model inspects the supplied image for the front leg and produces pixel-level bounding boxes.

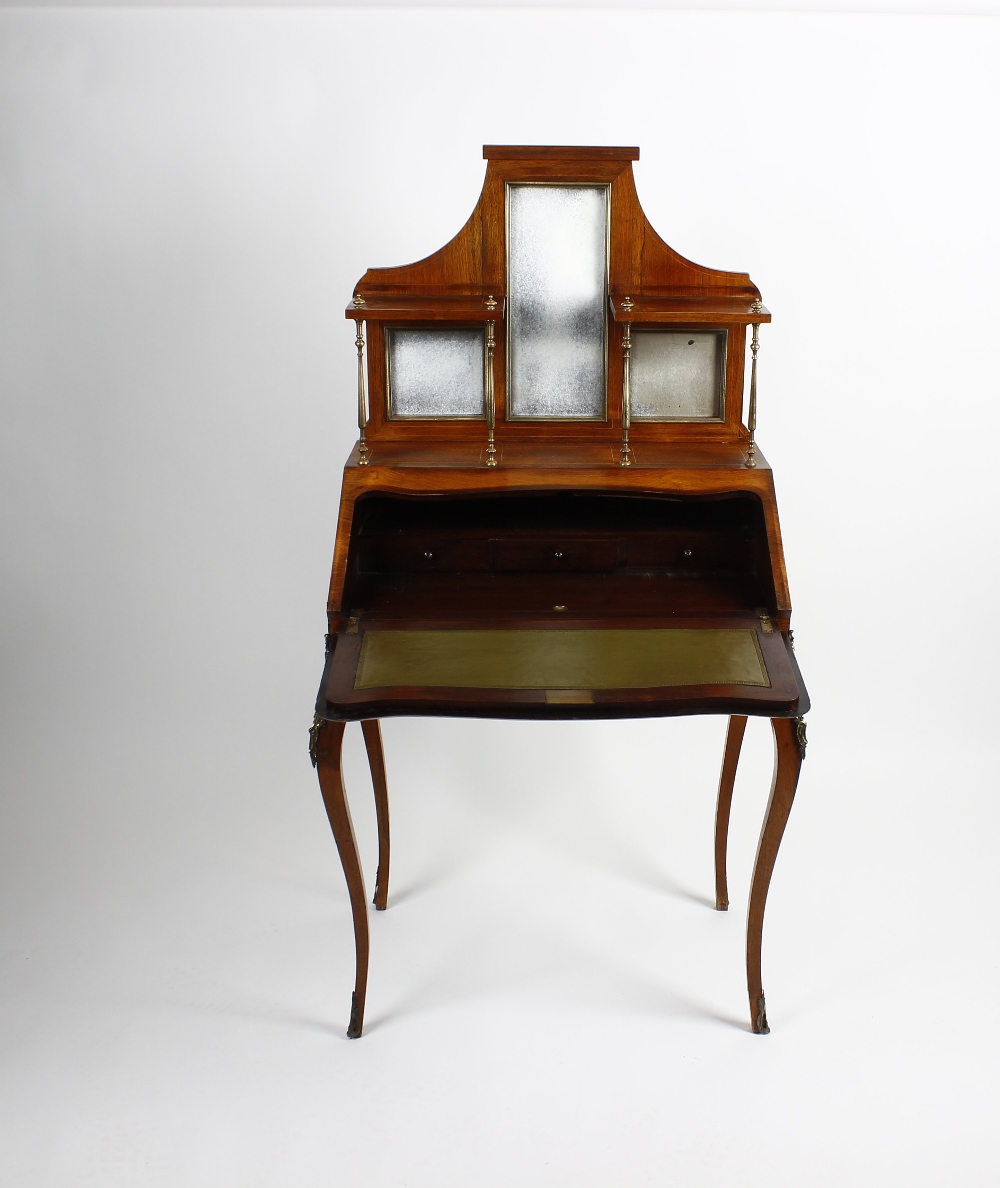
[313,716,370,1038]
[745,716,805,1034]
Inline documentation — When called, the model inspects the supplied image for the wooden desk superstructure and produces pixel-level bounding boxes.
[311,146,809,1038]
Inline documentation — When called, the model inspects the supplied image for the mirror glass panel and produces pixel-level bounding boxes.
[387,328,485,419]
[507,185,608,419]
[631,330,726,421]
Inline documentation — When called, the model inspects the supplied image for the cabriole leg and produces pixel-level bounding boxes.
[361,719,390,911]
[314,718,370,1038]
[715,715,748,911]
[746,716,805,1034]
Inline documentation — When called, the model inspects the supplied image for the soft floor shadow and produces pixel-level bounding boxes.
[261,872,346,902]
[382,858,467,908]
[263,854,471,911]
[365,924,749,1035]
[175,996,353,1041]
[635,871,716,911]
[565,837,718,911]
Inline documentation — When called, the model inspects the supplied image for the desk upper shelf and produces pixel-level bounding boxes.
[344,145,769,451]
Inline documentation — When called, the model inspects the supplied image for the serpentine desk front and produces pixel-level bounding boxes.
[310,146,809,1038]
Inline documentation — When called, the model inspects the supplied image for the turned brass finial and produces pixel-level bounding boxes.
[621,295,634,313]
[353,294,366,307]
[485,294,498,311]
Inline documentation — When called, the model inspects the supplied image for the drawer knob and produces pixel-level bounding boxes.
[423,551,434,559]
[683,549,693,557]
[554,551,564,558]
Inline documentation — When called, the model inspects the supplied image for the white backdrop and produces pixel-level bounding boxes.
[1,5,999,1185]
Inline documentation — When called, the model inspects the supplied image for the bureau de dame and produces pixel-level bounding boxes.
[311,145,809,1040]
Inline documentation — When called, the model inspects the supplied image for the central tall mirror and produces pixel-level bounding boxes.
[506,184,609,420]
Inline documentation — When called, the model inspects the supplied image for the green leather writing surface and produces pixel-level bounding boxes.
[355,628,769,690]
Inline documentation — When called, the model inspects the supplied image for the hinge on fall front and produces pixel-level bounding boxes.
[756,608,774,634]
[345,609,363,635]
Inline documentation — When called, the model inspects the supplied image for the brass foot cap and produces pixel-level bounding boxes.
[347,992,364,1038]
[752,995,770,1035]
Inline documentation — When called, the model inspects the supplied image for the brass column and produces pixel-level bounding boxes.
[620,297,634,467]
[745,310,761,470]
[485,300,497,466]
[353,296,369,466]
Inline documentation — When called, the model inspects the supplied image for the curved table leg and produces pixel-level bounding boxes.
[715,715,747,911]
[314,718,370,1038]
[361,719,390,911]
[746,716,805,1034]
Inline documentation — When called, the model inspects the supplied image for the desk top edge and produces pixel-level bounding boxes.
[343,441,771,473]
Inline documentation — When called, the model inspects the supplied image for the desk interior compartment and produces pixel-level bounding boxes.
[344,491,778,620]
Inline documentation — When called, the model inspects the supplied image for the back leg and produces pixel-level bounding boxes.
[361,719,390,911]
[715,715,748,911]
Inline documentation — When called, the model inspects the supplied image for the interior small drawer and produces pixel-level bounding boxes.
[627,531,751,571]
[358,537,490,573]
[489,537,622,572]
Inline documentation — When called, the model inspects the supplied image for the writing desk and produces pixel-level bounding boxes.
[311,147,809,1038]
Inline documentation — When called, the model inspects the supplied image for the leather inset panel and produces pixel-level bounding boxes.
[354,628,769,690]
